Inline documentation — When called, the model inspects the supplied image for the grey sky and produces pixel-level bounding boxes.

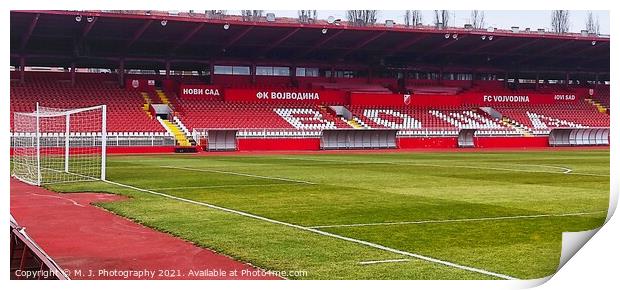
[253,10,609,35]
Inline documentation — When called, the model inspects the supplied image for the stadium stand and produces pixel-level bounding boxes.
[494,102,610,131]
[349,106,511,131]
[10,72,165,133]
[174,99,352,131]
[9,10,609,151]
[10,71,610,139]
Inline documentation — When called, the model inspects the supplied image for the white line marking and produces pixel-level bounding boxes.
[520,164,573,174]
[160,165,317,185]
[102,179,516,280]
[359,259,411,265]
[149,183,298,190]
[278,157,608,177]
[308,211,607,229]
[29,192,85,207]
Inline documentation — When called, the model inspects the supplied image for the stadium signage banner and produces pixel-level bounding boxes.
[482,95,531,103]
[224,88,347,104]
[351,92,579,106]
[350,92,461,107]
[178,84,222,99]
[470,93,579,104]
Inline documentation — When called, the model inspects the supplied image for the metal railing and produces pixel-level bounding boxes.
[10,133,176,147]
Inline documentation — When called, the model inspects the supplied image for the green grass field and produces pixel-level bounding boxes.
[47,149,609,280]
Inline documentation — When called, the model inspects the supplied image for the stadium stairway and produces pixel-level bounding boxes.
[159,118,192,147]
[346,118,365,129]
[351,116,371,129]
[501,117,532,136]
[155,89,171,105]
[585,97,609,114]
[141,92,153,119]
[317,105,356,129]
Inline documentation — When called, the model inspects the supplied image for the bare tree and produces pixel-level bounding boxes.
[298,10,317,23]
[346,10,378,26]
[585,11,600,34]
[404,10,423,26]
[470,10,485,29]
[434,10,450,29]
[241,10,264,21]
[551,10,570,34]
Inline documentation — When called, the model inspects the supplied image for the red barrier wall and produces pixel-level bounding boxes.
[398,136,549,149]
[398,137,458,148]
[178,84,223,100]
[237,138,321,151]
[9,146,175,156]
[224,88,348,104]
[350,92,580,107]
[463,93,579,105]
[162,79,178,92]
[350,93,462,107]
[474,137,549,148]
[212,75,252,87]
[107,146,175,154]
[125,78,156,91]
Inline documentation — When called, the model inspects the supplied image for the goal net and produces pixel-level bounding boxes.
[12,103,107,186]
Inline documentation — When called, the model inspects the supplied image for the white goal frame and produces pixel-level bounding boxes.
[12,103,107,186]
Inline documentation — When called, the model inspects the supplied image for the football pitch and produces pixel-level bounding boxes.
[47,149,610,280]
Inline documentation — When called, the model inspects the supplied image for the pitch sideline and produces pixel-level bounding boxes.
[102,179,517,280]
[308,211,607,229]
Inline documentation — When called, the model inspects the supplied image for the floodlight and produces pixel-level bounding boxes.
[223,23,230,30]
[161,20,167,26]
[75,15,82,22]
[321,28,328,34]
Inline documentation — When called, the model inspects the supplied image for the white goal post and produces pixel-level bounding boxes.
[12,103,107,186]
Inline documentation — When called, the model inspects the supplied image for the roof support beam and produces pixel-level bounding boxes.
[296,29,344,58]
[501,38,541,55]
[125,20,153,51]
[20,13,40,51]
[74,17,97,57]
[417,36,467,59]
[339,31,387,58]
[77,17,97,46]
[170,23,205,55]
[564,41,608,58]
[384,34,430,57]
[517,40,576,65]
[221,26,253,52]
[466,37,502,54]
[259,28,301,56]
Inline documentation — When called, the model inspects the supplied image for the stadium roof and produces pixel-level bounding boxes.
[10,10,610,77]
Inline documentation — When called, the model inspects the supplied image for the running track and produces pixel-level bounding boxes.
[10,178,280,280]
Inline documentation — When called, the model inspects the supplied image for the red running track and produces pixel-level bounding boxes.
[9,179,280,280]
